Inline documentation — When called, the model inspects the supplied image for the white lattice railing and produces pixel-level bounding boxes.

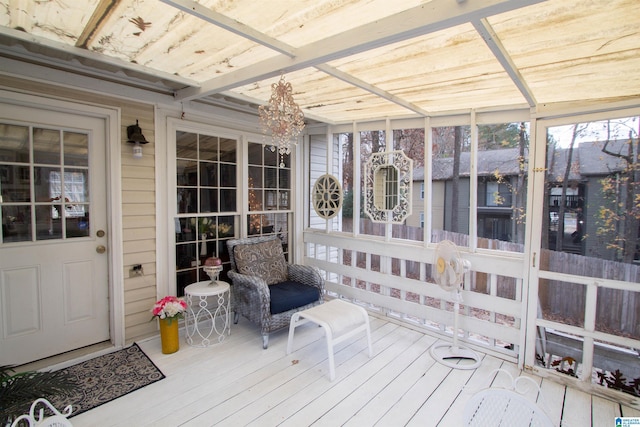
[303,230,525,362]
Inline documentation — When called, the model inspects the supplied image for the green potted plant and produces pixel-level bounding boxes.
[1,365,75,425]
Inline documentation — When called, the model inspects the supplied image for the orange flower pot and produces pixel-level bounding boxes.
[159,317,180,354]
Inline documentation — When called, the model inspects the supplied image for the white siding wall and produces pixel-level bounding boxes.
[308,133,341,284]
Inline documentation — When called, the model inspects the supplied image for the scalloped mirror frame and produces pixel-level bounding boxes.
[364,150,413,224]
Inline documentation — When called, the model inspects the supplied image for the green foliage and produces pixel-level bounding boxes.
[341,190,365,218]
[342,190,353,218]
[0,365,76,424]
[478,123,527,150]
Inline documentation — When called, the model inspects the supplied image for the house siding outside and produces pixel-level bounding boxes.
[0,75,158,343]
[406,180,423,228]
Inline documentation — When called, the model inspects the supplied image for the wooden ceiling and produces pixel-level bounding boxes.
[1,0,639,124]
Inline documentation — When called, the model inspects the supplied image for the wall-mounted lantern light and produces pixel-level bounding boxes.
[127,120,149,159]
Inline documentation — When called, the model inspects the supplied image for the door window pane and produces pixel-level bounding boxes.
[1,125,90,243]
[537,115,640,399]
[64,132,89,167]
[33,128,60,165]
[1,205,31,242]
[0,124,29,163]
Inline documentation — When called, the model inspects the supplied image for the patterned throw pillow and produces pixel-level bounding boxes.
[233,239,288,285]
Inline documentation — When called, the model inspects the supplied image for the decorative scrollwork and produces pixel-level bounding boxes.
[312,174,343,220]
[364,150,413,224]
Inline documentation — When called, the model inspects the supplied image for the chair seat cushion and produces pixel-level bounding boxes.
[269,281,320,314]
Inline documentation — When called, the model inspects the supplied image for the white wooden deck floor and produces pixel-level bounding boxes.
[72,315,638,427]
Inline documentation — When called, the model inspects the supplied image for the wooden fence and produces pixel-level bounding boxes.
[540,250,640,339]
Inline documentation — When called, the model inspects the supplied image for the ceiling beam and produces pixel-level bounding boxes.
[473,18,537,107]
[160,0,297,57]
[76,0,120,49]
[165,0,437,116]
[174,0,546,101]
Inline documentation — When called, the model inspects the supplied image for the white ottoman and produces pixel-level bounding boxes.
[287,299,373,381]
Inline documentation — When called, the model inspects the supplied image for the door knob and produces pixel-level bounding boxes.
[96,245,106,254]
[97,229,105,238]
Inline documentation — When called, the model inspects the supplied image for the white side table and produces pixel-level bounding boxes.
[184,280,230,347]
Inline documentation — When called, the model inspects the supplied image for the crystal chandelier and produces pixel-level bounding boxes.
[259,75,305,167]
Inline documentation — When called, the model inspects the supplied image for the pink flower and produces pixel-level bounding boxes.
[151,296,187,320]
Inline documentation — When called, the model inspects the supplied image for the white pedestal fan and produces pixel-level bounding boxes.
[430,240,481,370]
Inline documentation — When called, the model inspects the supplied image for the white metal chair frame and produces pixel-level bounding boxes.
[10,398,73,427]
[463,369,555,427]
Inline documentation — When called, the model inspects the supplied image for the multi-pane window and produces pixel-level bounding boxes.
[247,142,291,256]
[174,131,237,295]
[483,180,512,207]
[0,124,90,243]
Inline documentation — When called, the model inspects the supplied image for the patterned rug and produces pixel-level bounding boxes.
[49,343,165,417]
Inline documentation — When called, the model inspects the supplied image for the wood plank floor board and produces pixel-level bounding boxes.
[562,387,594,427]
[375,357,453,426]
[74,322,310,426]
[341,334,439,427]
[161,329,339,426]
[405,359,480,426]
[277,326,423,426]
[592,395,621,426]
[65,313,632,427]
[311,334,438,426]
[242,322,405,427]
[538,377,568,425]
[185,321,391,426]
[242,330,429,427]
[437,354,506,426]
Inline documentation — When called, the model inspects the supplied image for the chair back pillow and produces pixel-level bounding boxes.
[234,239,288,285]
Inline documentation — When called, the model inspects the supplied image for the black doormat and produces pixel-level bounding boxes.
[49,343,165,418]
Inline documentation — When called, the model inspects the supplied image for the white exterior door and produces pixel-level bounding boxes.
[0,102,110,365]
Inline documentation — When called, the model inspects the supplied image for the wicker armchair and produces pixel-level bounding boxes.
[226,236,324,349]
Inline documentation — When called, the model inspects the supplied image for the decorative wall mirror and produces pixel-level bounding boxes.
[312,174,343,220]
[364,150,412,224]
[374,165,399,210]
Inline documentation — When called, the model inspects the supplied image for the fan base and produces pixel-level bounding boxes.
[430,343,481,370]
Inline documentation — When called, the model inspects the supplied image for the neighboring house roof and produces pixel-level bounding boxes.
[547,139,629,180]
[415,147,524,181]
[578,140,629,175]
[413,140,632,183]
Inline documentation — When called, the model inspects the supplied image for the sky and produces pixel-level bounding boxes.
[548,116,639,148]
